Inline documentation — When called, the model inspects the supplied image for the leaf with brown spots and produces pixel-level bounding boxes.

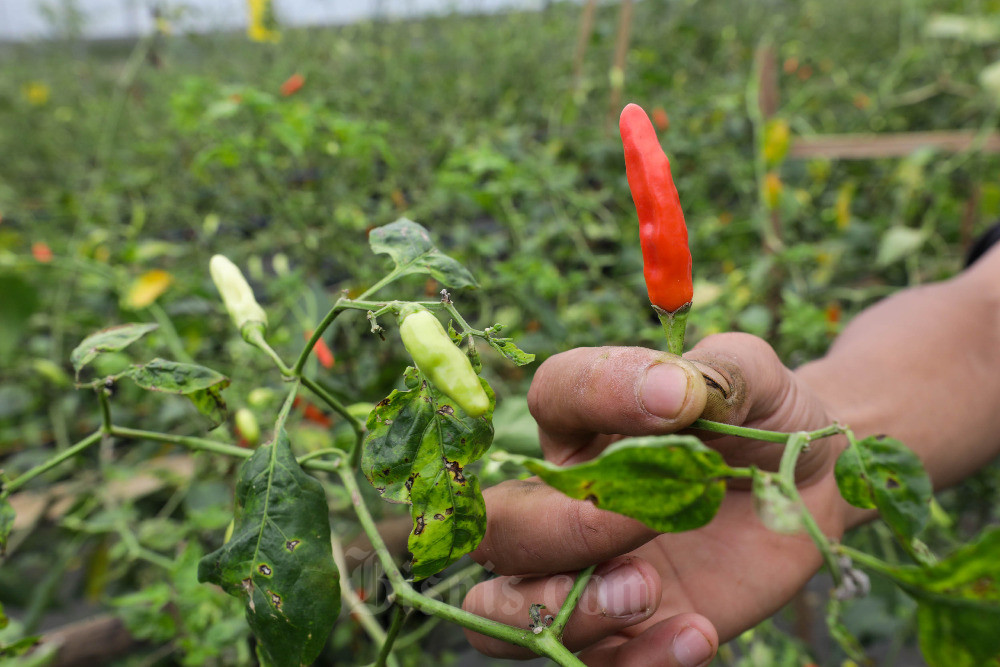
[835,434,931,545]
[198,428,340,667]
[362,369,494,579]
[859,527,1000,666]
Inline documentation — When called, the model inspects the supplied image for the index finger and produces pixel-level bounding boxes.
[527,347,708,464]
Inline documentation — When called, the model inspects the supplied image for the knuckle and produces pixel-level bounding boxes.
[567,499,614,559]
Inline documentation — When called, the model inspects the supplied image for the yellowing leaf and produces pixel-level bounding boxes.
[763,172,783,210]
[763,118,791,166]
[125,270,173,309]
[22,82,50,106]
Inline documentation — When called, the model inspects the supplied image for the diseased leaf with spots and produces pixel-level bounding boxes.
[863,527,1000,666]
[362,372,494,580]
[124,359,230,428]
[409,474,486,580]
[198,428,340,667]
[0,497,14,556]
[369,218,477,289]
[835,435,931,543]
[70,323,159,378]
[502,436,731,533]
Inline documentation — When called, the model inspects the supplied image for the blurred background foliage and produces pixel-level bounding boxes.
[2,0,1000,664]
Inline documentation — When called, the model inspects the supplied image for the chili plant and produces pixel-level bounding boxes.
[1,214,998,665]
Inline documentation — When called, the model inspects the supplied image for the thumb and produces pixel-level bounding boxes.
[684,332,837,478]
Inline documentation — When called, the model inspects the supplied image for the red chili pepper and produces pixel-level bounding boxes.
[280,73,305,97]
[304,330,335,369]
[619,103,692,354]
[293,396,332,427]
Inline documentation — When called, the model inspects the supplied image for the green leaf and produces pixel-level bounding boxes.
[484,326,535,366]
[70,323,159,378]
[198,428,340,667]
[124,359,231,428]
[835,435,931,543]
[362,373,494,580]
[369,218,477,289]
[870,528,1000,666]
[502,436,730,533]
[0,498,15,556]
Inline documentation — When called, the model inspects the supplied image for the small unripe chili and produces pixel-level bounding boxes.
[209,254,268,339]
[398,305,490,418]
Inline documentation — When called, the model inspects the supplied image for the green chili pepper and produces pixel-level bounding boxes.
[398,305,489,418]
[209,255,268,339]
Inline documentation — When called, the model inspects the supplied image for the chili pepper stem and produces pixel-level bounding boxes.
[653,302,691,356]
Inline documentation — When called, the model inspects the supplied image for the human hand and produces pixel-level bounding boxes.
[463,333,850,666]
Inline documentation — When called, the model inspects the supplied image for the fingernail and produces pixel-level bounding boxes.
[672,626,713,667]
[640,363,689,419]
[596,565,650,618]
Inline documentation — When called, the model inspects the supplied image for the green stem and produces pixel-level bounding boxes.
[293,301,346,376]
[245,327,293,376]
[109,426,252,459]
[299,376,365,465]
[375,605,406,667]
[394,616,441,649]
[291,267,406,377]
[358,267,406,301]
[329,535,399,667]
[4,431,102,494]
[836,543,896,578]
[653,303,690,356]
[98,389,113,434]
[296,447,347,466]
[274,382,300,433]
[336,464,563,658]
[776,432,843,587]
[533,632,586,667]
[691,419,845,444]
[422,562,483,601]
[550,565,595,639]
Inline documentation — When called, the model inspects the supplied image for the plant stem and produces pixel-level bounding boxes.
[299,375,365,464]
[653,303,690,356]
[4,431,102,494]
[245,327,293,376]
[836,543,896,578]
[534,632,587,667]
[329,535,399,667]
[375,605,406,667]
[336,464,569,659]
[776,432,844,587]
[422,562,483,602]
[296,447,347,466]
[358,267,406,302]
[292,268,406,376]
[550,565,595,639]
[274,382,300,433]
[98,388,113,434]
[109,426,252,459]
[692,419,845,444]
